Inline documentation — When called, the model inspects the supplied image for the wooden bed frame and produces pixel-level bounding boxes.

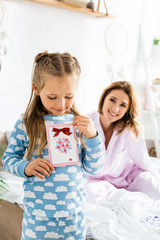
[0,200,23,240]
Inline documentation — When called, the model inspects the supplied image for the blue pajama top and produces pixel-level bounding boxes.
[2,113,104,218]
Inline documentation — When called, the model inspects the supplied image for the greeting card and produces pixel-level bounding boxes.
[46,123,79,167]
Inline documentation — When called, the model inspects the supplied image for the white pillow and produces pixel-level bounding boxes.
[5,130,12,143]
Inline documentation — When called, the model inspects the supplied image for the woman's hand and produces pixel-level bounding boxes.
[24,158,55,179]
[74,115,97,139]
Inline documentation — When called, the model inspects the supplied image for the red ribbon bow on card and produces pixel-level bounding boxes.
[52,127,72,137]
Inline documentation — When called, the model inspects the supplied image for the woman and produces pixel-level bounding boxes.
[87,81,160,201]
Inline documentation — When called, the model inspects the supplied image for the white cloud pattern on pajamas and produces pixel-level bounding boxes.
[25,229,37,238]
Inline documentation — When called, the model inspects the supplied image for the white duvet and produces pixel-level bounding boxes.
[86,190,160,239]
[0,167,24,206]
[86,157,160,240]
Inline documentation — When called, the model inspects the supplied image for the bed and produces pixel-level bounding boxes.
[1,131,160,240]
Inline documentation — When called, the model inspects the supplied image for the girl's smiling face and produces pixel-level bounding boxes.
[101,89,130,124]
[33,74,78,115]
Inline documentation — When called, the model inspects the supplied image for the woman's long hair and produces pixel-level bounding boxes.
[98,81,141,138]
[23,52,81,159]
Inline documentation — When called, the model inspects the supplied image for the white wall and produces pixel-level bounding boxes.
[0,0,160,131]
[0,0,110,130]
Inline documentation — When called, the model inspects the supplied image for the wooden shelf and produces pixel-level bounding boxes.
[26,0,111,17]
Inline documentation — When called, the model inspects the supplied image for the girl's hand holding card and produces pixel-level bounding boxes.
[25,158,54,179]
[74,115,97,139]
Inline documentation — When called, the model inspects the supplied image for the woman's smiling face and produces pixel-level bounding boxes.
[101,89,130,124]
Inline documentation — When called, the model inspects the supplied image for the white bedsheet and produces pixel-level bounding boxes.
[86,157,160,240]
[0,167,24,205]
[86,190,160,239]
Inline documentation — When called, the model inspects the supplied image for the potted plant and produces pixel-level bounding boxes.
[0,171,8,199]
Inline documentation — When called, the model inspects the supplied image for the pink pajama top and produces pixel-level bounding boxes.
[87,111,158,188]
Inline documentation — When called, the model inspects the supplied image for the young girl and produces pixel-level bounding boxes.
[86,81,160,201]
[2,51,104,240]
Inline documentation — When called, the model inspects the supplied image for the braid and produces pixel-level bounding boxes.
[35,51,49,63]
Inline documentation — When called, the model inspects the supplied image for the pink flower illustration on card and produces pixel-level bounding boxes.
[46,123,79,166]
[55,137,72,154]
